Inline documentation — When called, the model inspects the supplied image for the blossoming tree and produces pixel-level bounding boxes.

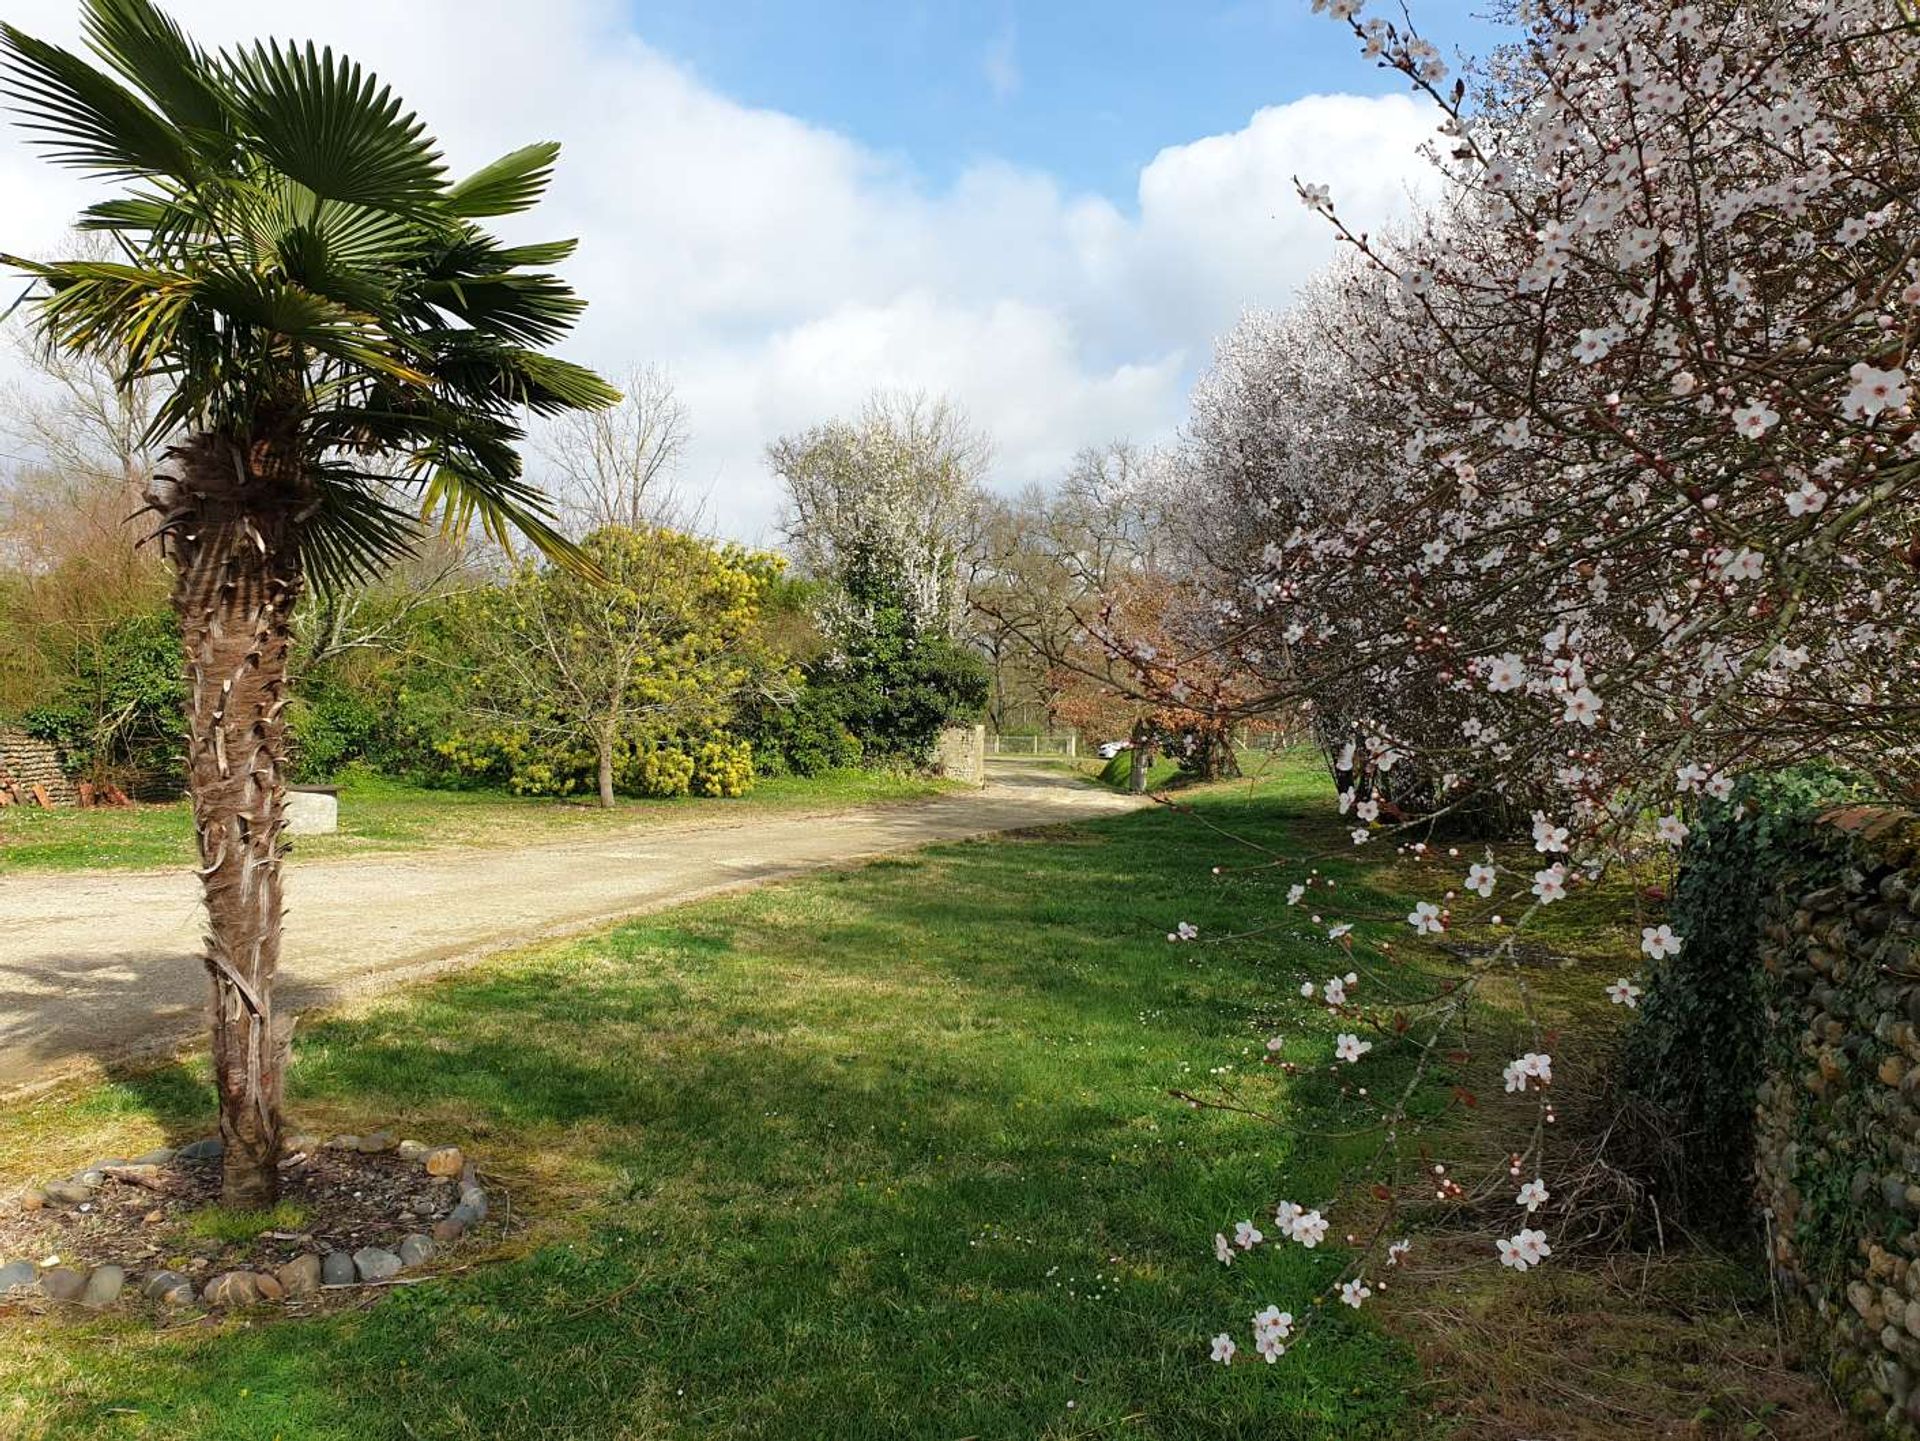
[1167,0,1920,1365]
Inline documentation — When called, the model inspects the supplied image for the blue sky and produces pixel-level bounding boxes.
[630,1,1512,205]
[0,0,1508,537]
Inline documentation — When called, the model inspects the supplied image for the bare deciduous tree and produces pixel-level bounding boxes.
[539,364,690,535]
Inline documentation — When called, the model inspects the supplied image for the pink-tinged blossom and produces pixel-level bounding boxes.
[1503,1052,1553,1092]
[1290,1209,1330,1248]
[1784,478,1829,516]
[1234,1220,1264,1250]
[1561,687,1603,727]
[1466,863,1496,897]
[1844,363,1910,418]
[1214,1232,1234,1265]
[1334,1032,1373,1063]
[1210,1333,1238,1364]
[1408,901,1445,934]
[1656,814,1689,846]
[1497,1229,1552,1271]
[1486,653,1525,692]
[1253,1304,1295,1343]
[1641,924,1683,959]
[1531,865,1568,903]
[1339,1277,1373,1308]
[1607,977,1644,1007]
[1731,400,1779,437]
[1516,1179,1549,1213]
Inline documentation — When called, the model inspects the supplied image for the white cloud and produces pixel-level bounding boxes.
[0,0,1439,540]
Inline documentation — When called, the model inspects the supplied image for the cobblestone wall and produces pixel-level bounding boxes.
[1756,807,1920,1437]
[0,726,78,804]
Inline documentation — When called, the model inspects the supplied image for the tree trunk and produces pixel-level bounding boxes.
[156,433,304,1210]
[597,735,617,808]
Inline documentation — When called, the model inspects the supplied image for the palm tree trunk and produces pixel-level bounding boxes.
[157,434,304,1209]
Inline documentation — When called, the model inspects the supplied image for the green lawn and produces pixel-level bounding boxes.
[0,755,1830,1440]
[0,767,953,872]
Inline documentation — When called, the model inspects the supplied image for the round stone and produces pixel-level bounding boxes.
[276,1254,323,1296]
[202,1272,260,1307]
[141,1270,189,1300]
[0,1260,39,1293]
[320,1252,356,1286]
[353,1248,402,1282]
[397,1234,434,1267]
[175,1137,224,1162]
[80,1265,125,1308]
[39,1267,86,1301]
[424,1147,465,1178]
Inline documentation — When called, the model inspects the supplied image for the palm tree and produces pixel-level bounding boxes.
[1,0,618,1207]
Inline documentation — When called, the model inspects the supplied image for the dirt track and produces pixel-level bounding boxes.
[0,761,1142,1095]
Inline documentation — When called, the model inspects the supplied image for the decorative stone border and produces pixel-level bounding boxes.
[0,1131,492,1313]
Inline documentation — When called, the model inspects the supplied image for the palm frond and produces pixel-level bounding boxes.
[490,237,579,268]
[415,454,584,571]
[75,193,174,230]
[4,5,616,586]
[80,0,232,150]
[446,141,560,218]
[221,39,445,208]
[419,270,585,347]
[0,23,199,178]
[298,462,420,589]
[491,349,624,414]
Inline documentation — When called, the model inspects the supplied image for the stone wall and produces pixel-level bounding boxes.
[933,724,986,786]
[1755,807,1920,1437]
[0,726,77,805]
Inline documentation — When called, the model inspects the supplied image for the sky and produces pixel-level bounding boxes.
[0,0,1510,541]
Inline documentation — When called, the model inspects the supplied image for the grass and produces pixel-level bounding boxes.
[0,752,1840,1440]
[1091,748,1185,792]
[182,1204,310,1244]
[0,766,953,873]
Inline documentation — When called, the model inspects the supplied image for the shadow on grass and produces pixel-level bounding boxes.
[4,784,1425,1441]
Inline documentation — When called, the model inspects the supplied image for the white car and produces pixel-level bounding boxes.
[1097,740,1132,759]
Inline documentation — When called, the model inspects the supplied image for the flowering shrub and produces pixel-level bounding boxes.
[623,745,696,798]
[690,738,756,798]
[1157,0,1920,1368]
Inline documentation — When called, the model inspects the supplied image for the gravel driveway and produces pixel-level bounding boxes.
[0,761,1142,1095]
